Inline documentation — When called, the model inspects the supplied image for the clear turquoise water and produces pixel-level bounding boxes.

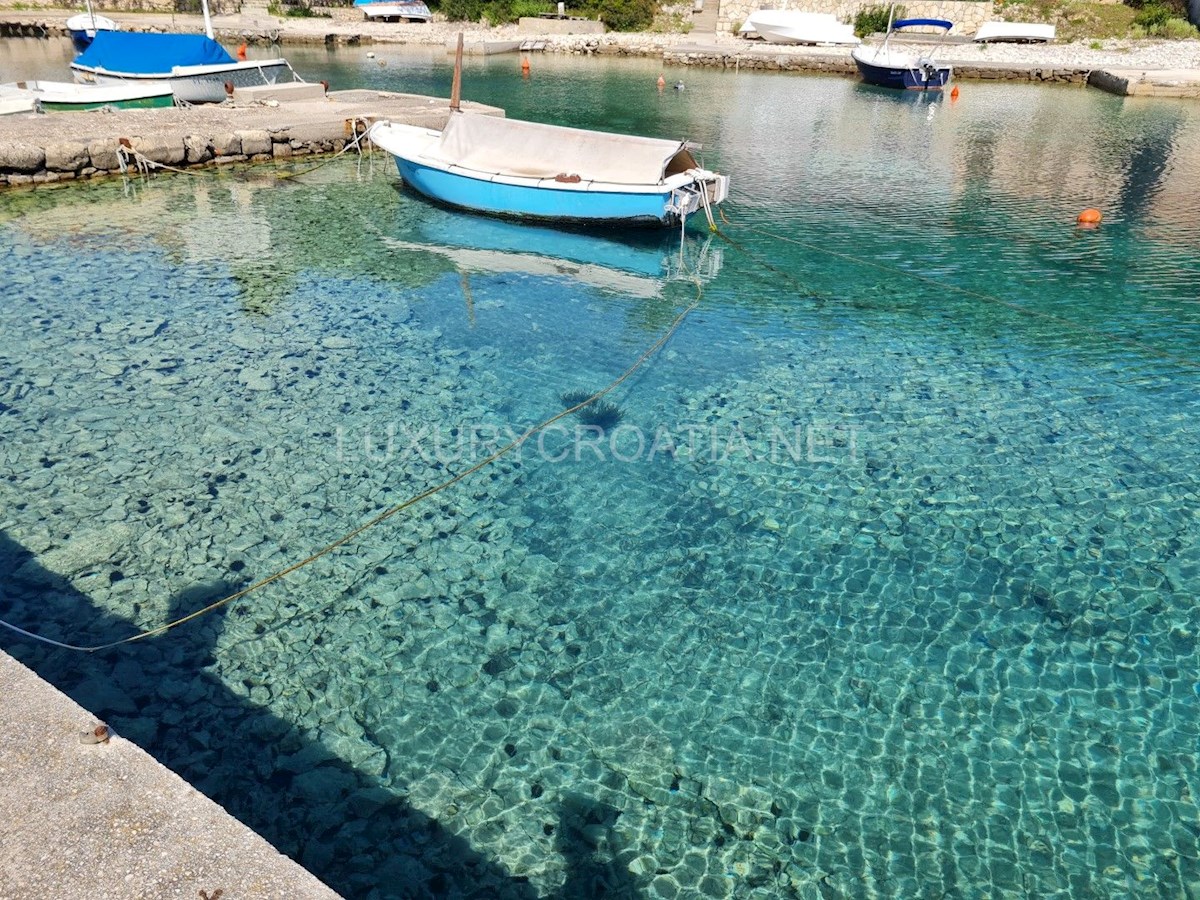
[2,44,1200,899]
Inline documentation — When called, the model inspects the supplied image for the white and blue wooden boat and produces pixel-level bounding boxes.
[65,12,119,53]
[354,0,431,21]
[851,15,954,91]
[368,113,730,227]
[70,32,295,104]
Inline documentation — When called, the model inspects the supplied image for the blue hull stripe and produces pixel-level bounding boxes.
[395,158,677,225]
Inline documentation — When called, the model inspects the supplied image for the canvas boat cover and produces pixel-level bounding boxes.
[431,113,698,185]
[73,32,235,73]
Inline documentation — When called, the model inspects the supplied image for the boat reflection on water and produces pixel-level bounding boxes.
[382,212,724,300]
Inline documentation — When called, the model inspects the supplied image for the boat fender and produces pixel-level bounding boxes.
[657,75,665,90]
[224,81,235,99]
[521,57,531,75]
[950,85,960,100]
[237,42,247,60]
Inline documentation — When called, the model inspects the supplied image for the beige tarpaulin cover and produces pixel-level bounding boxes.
[429,112,698,185]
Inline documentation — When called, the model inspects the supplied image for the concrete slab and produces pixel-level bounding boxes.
[233,81,332,103]
[1089,67,1200,98]
[0,650,342,899]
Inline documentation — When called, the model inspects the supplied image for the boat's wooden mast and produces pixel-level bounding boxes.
[450,31,463,111]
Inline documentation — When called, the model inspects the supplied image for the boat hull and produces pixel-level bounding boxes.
[394,157,687,226]
[70,59,291,103]
[65,14,118,52]
[852,55,951,90]
[0,89,37,116]
[356,0,431,20]
[21,79,173,110]
[745,10,859,44]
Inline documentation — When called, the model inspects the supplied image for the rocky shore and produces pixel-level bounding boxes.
[2,6,1199,72]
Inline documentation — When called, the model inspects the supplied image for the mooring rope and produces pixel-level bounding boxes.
[0,271,705,654]
[113,115,374,183]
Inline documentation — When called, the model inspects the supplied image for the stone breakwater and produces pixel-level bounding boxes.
[0,89,500,188]
[662,48,1095,85]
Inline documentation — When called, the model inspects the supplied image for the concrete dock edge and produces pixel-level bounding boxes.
[0,649,343,899]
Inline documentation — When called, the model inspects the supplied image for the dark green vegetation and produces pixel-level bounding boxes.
[853,4,903,37]
[995,0,1197,39]
[440,0,654,28]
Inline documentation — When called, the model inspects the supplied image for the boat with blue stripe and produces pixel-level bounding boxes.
[368,113,730,228]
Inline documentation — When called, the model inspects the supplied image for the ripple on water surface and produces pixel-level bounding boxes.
[0,65,1199,899]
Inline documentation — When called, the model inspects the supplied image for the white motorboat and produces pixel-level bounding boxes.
[741,10,859,45]
[65,12,119,52]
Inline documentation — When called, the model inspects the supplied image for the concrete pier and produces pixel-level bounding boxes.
[0,88,501,188]
[0,649,342,899]
[1087,67,1200,98]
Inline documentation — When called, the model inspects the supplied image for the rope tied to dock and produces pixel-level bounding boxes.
[0,257,708,653]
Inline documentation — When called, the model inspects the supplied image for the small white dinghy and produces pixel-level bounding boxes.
[0,83,38,115]
[973,21,1056,42]
[742,10,860,45]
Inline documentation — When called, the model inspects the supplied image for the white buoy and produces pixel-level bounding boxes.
[366,51,376,58]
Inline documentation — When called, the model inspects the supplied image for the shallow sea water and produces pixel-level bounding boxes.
[2,46,1200,899]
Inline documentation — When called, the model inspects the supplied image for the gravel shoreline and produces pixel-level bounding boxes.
[4,7,1199,70]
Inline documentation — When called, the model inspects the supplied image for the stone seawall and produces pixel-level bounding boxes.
[0,89,501,189]
[662,48,1093,84]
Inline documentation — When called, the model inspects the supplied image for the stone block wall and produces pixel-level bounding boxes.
[718,0,993,36]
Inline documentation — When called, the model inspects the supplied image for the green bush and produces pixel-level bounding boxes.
[442,0,486,20]
[1132,3,1172,27]
[512,0,553,15]
[1157,16,1199,36]
[577,0,656,30]
[854,4,902,37]
[482,0,514,23]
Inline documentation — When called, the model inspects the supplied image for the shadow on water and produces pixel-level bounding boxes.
[0,529,541,899]
[555,793,643,899]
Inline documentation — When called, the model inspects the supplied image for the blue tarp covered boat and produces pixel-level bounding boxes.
[70,32,295,103]
[368,113,730,228]
[851,16,954,90]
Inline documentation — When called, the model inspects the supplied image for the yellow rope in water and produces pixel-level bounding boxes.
[0,282,703,654]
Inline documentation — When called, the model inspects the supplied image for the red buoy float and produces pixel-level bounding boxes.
[1076,208,1103,227]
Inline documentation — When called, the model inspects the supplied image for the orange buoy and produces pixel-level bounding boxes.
[1076,208,1103,227]
[950,85,959,100]
[657,74,666,90]
[521,57,530,75]
[237,42,247,60]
